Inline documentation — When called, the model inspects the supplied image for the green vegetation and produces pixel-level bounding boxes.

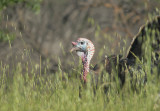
[0,56,159,111]
[0,19,160,110]
[0,1,159,111]
[0,0,42,43]
[0,31,15,42]
[0,0,42,11]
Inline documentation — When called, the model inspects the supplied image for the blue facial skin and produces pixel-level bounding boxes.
[77,41,87,52]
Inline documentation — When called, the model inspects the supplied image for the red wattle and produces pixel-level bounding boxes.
[83,71,87,83]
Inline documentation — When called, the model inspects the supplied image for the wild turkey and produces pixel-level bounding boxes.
[70,38,95,83]
[70,38,126,85]
[70,16,160,84]
[126,16,160,64]
[126,16,160,76]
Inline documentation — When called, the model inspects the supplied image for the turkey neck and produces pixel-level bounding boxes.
[82,51,90,83]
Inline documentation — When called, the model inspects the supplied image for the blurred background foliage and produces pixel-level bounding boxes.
[0,0,41,43]
[0,0,160,73]
[0,0,41,11]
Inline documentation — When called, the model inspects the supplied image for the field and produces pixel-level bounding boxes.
[0,0,160,111]
[0,41,160,111]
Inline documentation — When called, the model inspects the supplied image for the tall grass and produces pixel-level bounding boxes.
[0,10,160,111]
[0,52,159,111]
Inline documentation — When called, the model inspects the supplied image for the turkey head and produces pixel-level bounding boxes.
[70,38,95,82]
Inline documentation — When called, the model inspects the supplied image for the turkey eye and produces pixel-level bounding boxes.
[80,42,84,45]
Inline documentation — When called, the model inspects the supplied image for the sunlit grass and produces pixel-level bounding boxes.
[0,22,160,111]
[0,55,159,111]
[0,5,159,111]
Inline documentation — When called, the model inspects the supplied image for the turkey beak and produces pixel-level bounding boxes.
[70,42,80,52]
[72,42,77,46]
